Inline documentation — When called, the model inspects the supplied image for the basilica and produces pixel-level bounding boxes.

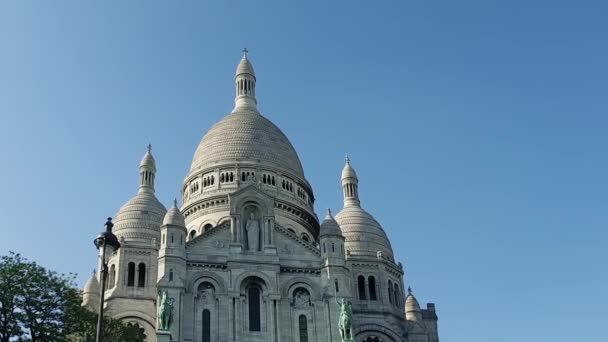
[81,52,440,342]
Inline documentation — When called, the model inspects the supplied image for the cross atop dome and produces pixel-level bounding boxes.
[242,47,249,56]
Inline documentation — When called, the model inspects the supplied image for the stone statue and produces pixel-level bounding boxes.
[246,212,260,251]
[336,298,353,341]
[158,290,174,331]
[294,289,310,307]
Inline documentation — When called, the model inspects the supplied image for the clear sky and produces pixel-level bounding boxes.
[1,1,606,341]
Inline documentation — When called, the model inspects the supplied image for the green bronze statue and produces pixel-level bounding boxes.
[158,290,175,331]
[336,298,354,341]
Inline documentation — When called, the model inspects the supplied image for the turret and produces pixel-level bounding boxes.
[233,48,257,111]
[158,199,187,283]
[405,287,423,322]
[341,155,360,207]
[319,208,345,266]
[139,144,156,194]
[157,199,187,338]
[81,271,100,312]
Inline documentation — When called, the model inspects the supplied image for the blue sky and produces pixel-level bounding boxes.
[0,1,606,341]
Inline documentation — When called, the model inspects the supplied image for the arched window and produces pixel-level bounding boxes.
[332,242,335,252]
[394,285,400,307]
[127,262,135,287]
[169,269,173,282]
[248,286,261,331]
[108,264,116,289]
[138,263,146,287]
[323,243,326,253]
[299,315,308,342]
[202,309,211,342]
[358,275,366,300]
[368,276,377,300]
[335,279,339,293]
[301,234,309,242]
[203,223,213,232]
[388,280,393,304]
[189,230,196,240]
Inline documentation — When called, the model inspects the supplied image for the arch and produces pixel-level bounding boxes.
[281,277,321,301]
[198,219,218,232]
[202,223,213,232]
[127,262,135,287]
[355,323,402,342]
[189,230,196,240]
[298,314,309,342]
[358,275,366,300]
[114,313,156,342]
[188,271,228,295]
[388,280,394,304]
[137,263,146,287]
[301,233,310,242]
[368,276,377,300]
[217,216,231,225]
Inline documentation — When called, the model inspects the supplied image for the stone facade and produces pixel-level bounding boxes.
[82,52,440,342]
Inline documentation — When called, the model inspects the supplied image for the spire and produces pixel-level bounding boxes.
[162,198,185,227]
[139,144,157,193]
[233,49,258,111]
[405,287,422,321]
[341,155,360,207]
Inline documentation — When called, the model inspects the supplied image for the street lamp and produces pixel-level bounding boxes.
[94,217,121,342]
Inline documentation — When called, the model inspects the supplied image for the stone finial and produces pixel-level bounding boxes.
[173,198,178,208]
[327,208,332,217]
[408,286,412,294]
[345,154,350,163]
[147,144,152,153]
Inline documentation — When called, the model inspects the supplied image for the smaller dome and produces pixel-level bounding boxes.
[341,155,358,180]
[320,209,343,238]
[113,191,167,241]
[163,199,186,227]
[405,287,422,321]
[83,272,100,295]
[139,144,156,171]
[236,54,255,77]
[335,205,393,258]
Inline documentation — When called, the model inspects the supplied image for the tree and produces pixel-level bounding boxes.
[0,252,145,342]
[0,252,26,342]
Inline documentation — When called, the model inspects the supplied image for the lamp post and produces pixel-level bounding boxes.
[94,217,121,342]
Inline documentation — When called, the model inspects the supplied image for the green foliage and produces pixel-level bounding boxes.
[0,252,145,342]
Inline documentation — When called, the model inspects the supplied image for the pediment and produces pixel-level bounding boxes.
[274,223,321,259]
[186,221,231,254]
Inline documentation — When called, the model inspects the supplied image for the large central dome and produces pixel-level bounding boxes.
[189,108,305,179]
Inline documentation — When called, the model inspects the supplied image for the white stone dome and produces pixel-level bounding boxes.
[236,55,255,77]
[163,200,185,227]
[83,272,100,295]
[319,209,343,238]
[113,192,167,241]
[113,147,167,242]
[335,205,393,258]
[405,288,423,321]
[189,109,305,179]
